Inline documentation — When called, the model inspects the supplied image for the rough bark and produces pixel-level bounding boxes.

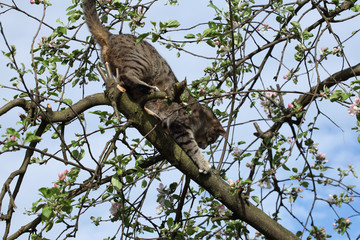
[110,91,299,240]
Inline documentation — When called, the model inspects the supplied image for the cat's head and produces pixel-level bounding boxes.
[195,107,226,149]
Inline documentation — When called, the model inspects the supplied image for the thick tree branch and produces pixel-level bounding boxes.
[6,216,42,240]
[47,93,109,122]
[123,97,297,239]
[0,93,109,123]
[0,98,32,116]
[297,63,360,107]
[254,63,360,138]
[5,59,357,240]
[307,0,355,32]
[1,71,299,240]
[92,72,298,239]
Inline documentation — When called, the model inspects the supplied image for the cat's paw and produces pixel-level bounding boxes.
[151,86,160,92]
[198,161,211,174]
[143,85,160,94]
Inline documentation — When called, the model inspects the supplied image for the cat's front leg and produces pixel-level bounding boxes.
[180,143,211,174]
[169,122,211,174]
[192,151,211,174]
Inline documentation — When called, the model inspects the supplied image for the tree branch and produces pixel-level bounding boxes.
[297,63,360,107]
[46,93,109,123]
[0,98,32,116]
[96,69,298,239]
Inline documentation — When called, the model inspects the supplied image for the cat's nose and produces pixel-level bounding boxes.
[198,142,207,149]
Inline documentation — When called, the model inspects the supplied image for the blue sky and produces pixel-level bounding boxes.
[1,0,360,239]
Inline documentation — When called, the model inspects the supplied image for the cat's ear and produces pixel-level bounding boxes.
[218,125,227,137]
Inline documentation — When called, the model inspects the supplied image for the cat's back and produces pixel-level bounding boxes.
[104,34,178,90]
[104,34,155,67]
[108,34,158,58]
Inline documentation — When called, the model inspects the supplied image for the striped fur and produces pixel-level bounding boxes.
[145,100,226,173]
[83,0,177,96]
[83,0,225,173]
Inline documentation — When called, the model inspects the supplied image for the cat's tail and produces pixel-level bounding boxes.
[82,0,110,48]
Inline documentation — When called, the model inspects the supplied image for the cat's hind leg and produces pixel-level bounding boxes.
[144,106,160,119]
[120,71,160,95]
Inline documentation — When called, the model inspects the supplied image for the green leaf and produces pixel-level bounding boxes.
[150,21,157,27]
[136,32,150,45]
[329,90,351,102]
[56,18,65,26]
[66,4,77,11]
[111,175,123,191]
[71,149,85,161]
[165,19,180,28]
[143,226,154,233]
[300,181,309,188]
[285,6,295,14]
[164,199,172,208]
[151,33,160,42]
[290,21,301,29]
[282,164,290,171]
[302,31,313,40]
[305,138,314,146]
[24,133,42,143]
[186,225,196,235]
[351,4,360,12]
[125,175,133,183]
[251,196,260,204]
[68,167,80,178]
[32,201,45,213]
[169,182,178,192]
[167,217,174,228]
[329,90,343,102]
[144,140,153,148]
[39,187,50,198]
[6,128,20,138]
[184,34,195,39]
[42,205,53,221]
[102,193,111,200]
[207,3,220,11]
[203,28,217,37]
[294,51,303,61]
[57,26,67,35]
[63,98,73,105]
[62,200,73,214]
[34,57,44,61]
[141,180,147,188]
[206,39,215,47]
[68,11,81,23]
[296,231,303,237]
[243,179,253,184]
[45,221,53,232]
[276,15,285,24]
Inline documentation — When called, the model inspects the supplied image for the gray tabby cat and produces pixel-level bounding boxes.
[82,0,226,173]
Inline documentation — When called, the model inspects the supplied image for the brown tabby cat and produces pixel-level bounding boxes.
[83,0,226,173]
[83,0,173,96]
[145,99,225,173]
